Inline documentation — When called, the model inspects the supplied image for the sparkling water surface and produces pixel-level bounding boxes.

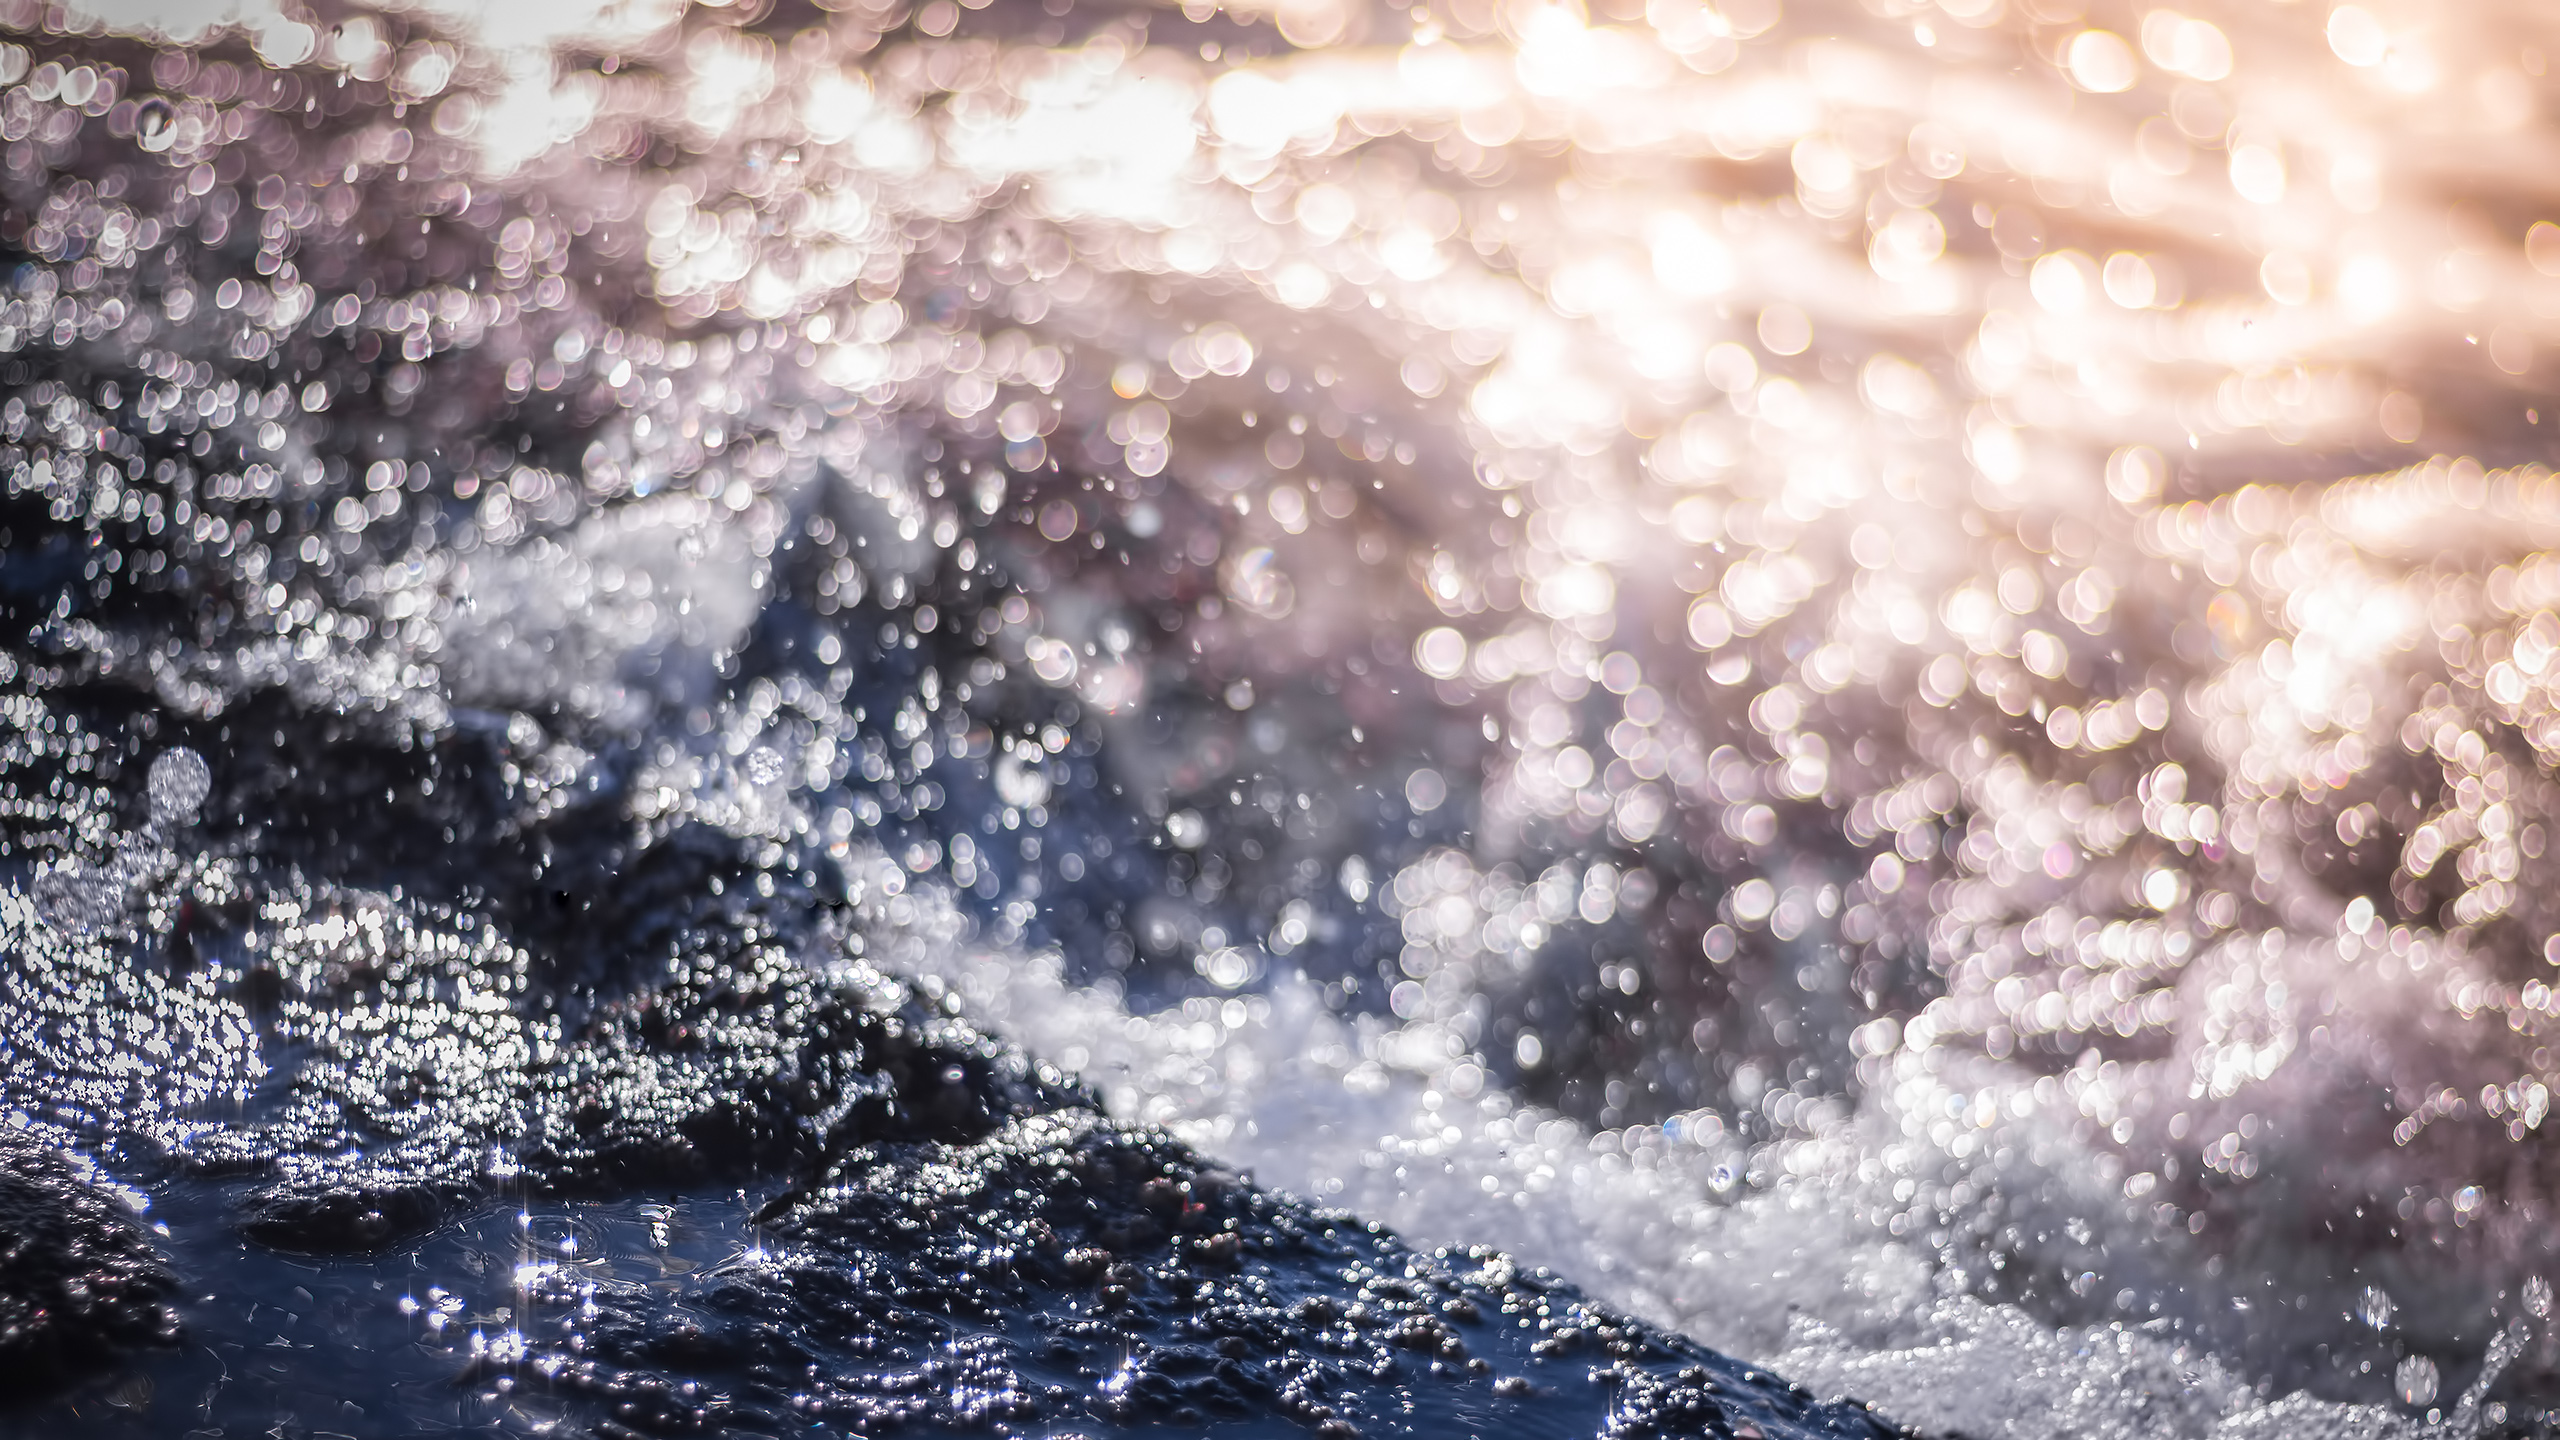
[7,0,2560,1433]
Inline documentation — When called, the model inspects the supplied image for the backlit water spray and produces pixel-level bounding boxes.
[8,0,2560,1433]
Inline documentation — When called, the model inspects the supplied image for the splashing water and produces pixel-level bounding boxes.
[29,746,204,932]
[10,0,2560,1433]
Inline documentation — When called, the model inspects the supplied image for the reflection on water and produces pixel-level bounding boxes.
[10,0,2560,1432]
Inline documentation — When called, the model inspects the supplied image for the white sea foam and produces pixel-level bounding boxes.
[850,863,2460,1440]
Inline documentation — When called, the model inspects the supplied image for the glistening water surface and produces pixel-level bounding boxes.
[6,0,2560,1434]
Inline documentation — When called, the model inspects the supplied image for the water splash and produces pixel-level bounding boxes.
[6,0,2560,1432]
[31,747,206,934]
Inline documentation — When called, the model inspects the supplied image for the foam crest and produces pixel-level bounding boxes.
[898,905,2470,1438]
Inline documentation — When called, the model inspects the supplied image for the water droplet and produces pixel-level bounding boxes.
[134,97,176,153]
[2357,1285,2394,1329]
[2394,1354,2438,1407]
[1404,769,1448,814]
[147,747,211,830]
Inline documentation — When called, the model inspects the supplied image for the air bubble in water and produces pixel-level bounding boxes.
[2527,1276,2553,1319]
[148,747,211,829]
